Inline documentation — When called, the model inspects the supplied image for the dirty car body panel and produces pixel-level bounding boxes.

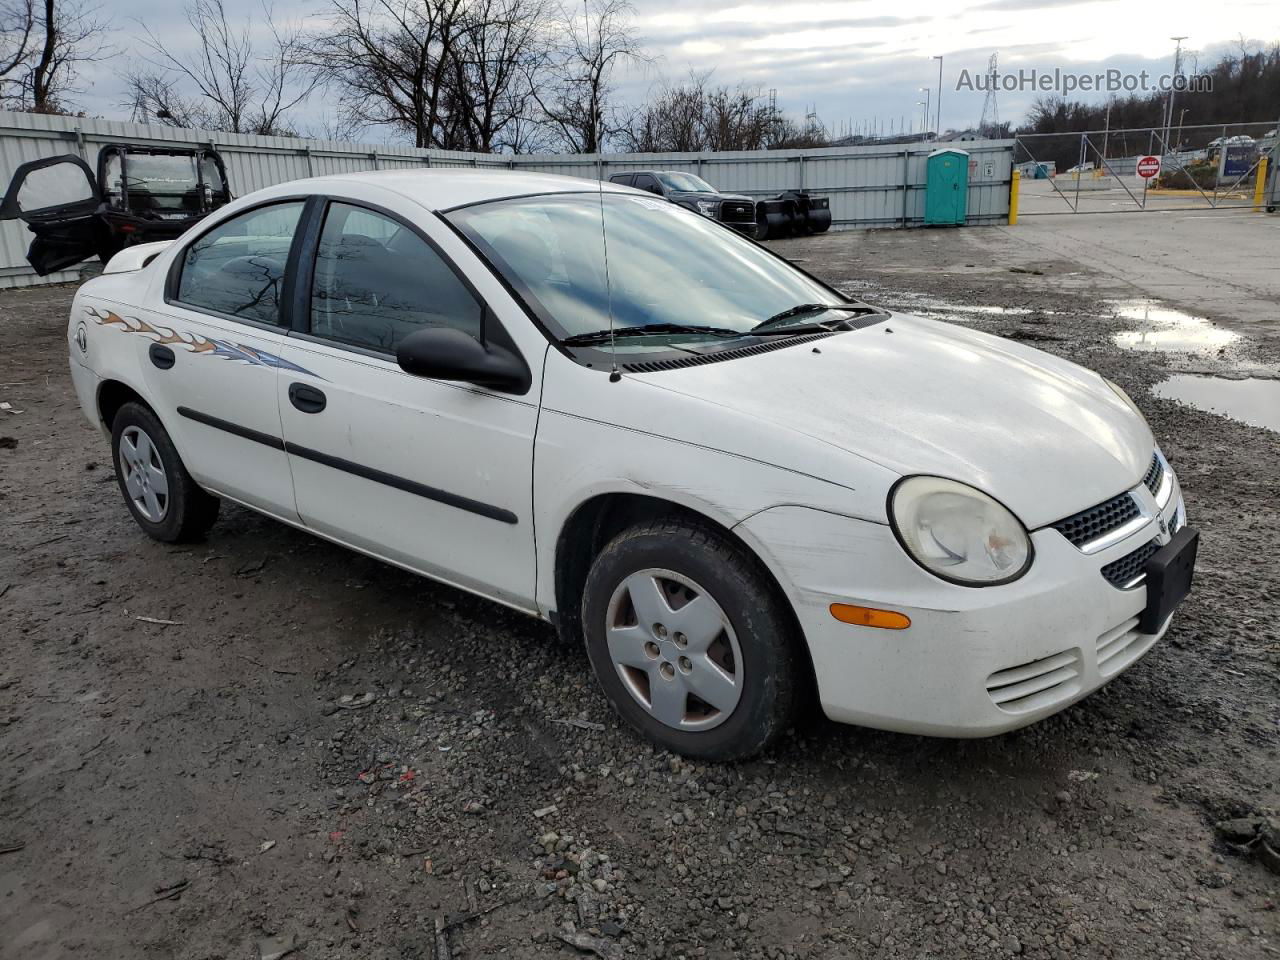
[64,169,1197,756]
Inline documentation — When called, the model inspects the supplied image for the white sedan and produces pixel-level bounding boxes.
[47,166,1197,759]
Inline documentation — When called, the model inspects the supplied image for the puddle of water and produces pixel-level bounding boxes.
[1108,297,1240,354]
[1153,375,1280,433]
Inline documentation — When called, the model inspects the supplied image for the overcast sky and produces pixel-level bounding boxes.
[72,0,1280,142]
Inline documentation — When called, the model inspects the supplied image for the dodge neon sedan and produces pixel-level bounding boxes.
[60,170,1198,760]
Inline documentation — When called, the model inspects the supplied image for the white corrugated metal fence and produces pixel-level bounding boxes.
[0,110,1013,287]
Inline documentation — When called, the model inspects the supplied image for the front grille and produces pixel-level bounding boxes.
[1051,492,1140,548]
[1142,452,1164,497]
[721,201,755,222]
[986,648,1082,714]
[1101,538,1159,588]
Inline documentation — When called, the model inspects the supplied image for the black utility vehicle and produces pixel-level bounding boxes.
[607,169,832,240]
[0,144,231,275]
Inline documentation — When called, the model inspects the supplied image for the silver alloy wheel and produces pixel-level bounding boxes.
[118,425,169,523]
[604,567,743,731]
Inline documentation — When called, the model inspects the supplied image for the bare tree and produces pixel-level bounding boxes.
[0,0,110,112]
[442,0,554,151]
[533,0,648,153]
[125,72,218,128]
[0,0,36,104]
[129,0,316,134]
[302,0,472,148]
[619,72,824,154]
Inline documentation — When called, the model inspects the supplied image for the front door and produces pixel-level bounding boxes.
[276,200,540,609]
[0,154,102,274]
[135,199,308,521]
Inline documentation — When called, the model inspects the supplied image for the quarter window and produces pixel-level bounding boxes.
[176,201,304,325]
[309,202,482,353]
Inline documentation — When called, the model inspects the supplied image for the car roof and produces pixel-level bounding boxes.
[257,168,634,211]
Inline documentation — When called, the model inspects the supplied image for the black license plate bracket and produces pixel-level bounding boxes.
[1140,527,1199,633]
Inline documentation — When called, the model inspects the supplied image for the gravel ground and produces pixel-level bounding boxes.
[1,225,1277,960]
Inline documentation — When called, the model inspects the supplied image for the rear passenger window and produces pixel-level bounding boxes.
[176,202,304,324]
[309,202,482,353]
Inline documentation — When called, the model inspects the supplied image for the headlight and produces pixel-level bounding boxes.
[889,476,1032,586]
[696,200,717,217]
[1104,378,1147,424]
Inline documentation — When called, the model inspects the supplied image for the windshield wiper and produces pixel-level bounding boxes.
[561,323,746,346]
[751,302,874,333]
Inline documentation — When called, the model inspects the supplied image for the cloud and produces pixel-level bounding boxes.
[975,0,1116,9]
[65,0,1280,143]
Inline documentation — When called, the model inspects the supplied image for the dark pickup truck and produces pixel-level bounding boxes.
[607,169,832,240]
[0,144,232,275]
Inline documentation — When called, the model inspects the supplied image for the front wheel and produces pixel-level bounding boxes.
[111,401,220,542]
[582,520,800,760]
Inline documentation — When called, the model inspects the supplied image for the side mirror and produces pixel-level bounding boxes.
[396,327,531,395]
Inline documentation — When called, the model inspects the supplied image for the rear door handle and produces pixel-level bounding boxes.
[149,343,175,370]
[288,382,326,414]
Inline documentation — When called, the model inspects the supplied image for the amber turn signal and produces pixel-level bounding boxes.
[829,603,911,630]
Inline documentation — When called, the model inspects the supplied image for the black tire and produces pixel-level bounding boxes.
[111,401,220,542]
[581,519,799,761]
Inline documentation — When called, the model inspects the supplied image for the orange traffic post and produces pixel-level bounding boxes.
[1254,156,1270,212]
[1008,168,1020,225]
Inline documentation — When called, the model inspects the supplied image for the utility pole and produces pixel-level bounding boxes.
[933,55,944,138]
[1164,36,1187,153]
[1101,99,1112,162]
[919,87,931,139]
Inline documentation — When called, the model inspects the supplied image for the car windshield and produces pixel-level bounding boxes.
[656,172,716,193]
[102,152,225,213]
[447,192,847,344]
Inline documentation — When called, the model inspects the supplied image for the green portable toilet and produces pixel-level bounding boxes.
[924,148,969,226]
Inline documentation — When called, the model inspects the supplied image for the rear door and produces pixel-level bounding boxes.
[139,198,309,520]
[0,154,101,274]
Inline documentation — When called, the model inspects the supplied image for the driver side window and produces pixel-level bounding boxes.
[309,202,483,354]
[176,201,304,325]
[633,174,661,195]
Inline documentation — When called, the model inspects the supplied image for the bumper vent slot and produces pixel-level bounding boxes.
[1142,452,1164,497]
[1051,492,1140,548]
[1101,538,1159,589]
[1095,616,1157,677]
[986,649,1082,714]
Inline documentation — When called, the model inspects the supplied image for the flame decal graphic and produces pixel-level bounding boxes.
[84,306,321,378]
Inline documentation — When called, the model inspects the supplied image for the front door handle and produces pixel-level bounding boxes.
[149,343,175,370]
[288,382,327,414]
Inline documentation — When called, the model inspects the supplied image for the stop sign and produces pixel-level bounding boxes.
[1137,155,1161,179]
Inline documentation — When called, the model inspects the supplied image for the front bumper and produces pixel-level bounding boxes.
[736,475,1188,737]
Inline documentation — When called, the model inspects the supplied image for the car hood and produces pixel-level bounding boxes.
[631,314,1154,528]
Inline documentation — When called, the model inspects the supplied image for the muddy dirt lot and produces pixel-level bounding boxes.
[2,225,1278,960]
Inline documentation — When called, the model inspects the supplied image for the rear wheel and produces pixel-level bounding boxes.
[582,519,799,760]
[111,402,219,542]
